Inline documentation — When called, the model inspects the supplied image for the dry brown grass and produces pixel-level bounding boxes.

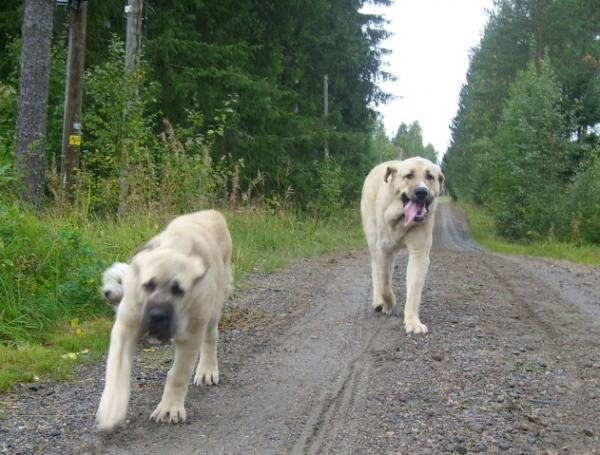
[219,305,269,332]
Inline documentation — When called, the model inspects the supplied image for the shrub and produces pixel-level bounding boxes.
[0,201,109,344]
[481,58,578,240]
[564,151,600,244]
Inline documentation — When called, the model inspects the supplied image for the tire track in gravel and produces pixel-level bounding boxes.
[287,296,394,455]
[93,249,386,455]
[284,254,398,455]
[288,333,372,455]
[477,255,564,343]
[440,201,597,350]
[365,203,600,455]
[4,202,600,455]
[439,199,484,252]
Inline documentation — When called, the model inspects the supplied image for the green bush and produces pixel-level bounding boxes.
[310,157,343,218]
[563,152,600,244]
[71,38,243,216]
[0,83,16,167]
[0,201,110,344]
[481,58,578,240]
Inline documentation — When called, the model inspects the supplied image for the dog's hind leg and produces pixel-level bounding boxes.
[371,246,397,315]
[363,219,396,314]
[150,334,203,424]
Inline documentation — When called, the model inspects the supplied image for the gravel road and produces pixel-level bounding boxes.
[2,203,600,455]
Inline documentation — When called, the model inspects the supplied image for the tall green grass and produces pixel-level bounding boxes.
[461,202,600,268]
[0,201,111,344]
[0,203,365,390]
[229,209,364,278]
[3,199,600,391]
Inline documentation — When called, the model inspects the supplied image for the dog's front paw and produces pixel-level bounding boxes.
[95,408,126,434]
[150,401,187,424]
[96,393,128,433]
[95,415,125,434]
[194,366,219,386]
[404,317,428,334]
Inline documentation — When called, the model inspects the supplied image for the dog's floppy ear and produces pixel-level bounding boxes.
[129,240,156,261]
[126,260,141,292]
[438,171,445,195]
[384,166,398,183]
[192,256,209,285]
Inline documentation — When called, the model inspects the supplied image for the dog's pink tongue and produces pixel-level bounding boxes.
[403,201,420,226]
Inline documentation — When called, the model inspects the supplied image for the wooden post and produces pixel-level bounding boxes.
[125,0,143,74]
[324,74,329,158]
[118,0,143,216]
[60,0,88,194]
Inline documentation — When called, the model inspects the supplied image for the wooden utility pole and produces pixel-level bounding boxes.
[60,0,88,194]
[125,0,143,74]
[118,0,143,216]
[324,74,329,158]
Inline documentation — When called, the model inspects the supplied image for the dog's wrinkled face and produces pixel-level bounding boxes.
[136,250,207,342]
[385,157,445,227]
[101,262,129,309]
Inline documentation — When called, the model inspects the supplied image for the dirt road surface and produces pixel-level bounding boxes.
[2,203,600,455]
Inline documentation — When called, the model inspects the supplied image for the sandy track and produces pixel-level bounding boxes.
[2,203,599,455]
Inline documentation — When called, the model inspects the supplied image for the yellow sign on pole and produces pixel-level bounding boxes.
[69,135,82,146]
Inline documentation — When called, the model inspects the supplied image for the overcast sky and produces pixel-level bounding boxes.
[363,0,495,156]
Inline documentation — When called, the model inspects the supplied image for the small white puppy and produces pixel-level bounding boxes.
[101,262,129,310]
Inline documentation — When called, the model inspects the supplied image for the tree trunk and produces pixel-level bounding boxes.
[61,2,88,195]
[14,0,54,210]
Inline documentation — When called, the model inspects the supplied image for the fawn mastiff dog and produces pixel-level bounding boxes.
[361,157,444,334]
[96,210,232,433]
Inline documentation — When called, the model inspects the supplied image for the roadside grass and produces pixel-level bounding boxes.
[460,202,600,268]
[229,208,365,279]
[0,205,365,391]
[0,318,113,391]
[4,199,599,392]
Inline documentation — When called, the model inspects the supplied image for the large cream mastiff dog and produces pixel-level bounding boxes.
[96,210,232,433]
[361,157,444,334]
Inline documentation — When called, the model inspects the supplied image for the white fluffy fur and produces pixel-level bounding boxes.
[101,262,129,309]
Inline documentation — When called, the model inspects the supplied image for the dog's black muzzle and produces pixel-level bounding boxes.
[140,301,176,342]
[414,186,430,202]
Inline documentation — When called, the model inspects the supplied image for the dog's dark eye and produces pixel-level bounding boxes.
[144,279,157,293]
[426,173,435,181]
[171,281,184,297]
[117,278,122,284]
[404,173,413,180]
